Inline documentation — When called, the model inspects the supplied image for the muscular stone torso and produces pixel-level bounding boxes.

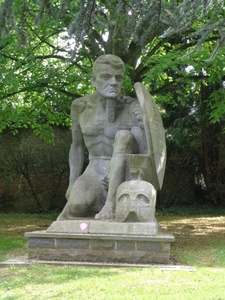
[76,94,140,158]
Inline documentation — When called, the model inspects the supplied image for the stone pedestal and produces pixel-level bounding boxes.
[25,220,175,265]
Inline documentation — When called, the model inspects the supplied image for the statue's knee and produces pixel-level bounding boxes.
[114,130,134,147]
[67,202,85,216]
[115,130,132,142]
[114,130,138,153]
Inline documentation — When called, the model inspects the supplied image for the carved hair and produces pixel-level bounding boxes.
[92,54,124,78]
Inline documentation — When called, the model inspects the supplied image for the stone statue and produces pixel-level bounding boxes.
[57,54,166,222]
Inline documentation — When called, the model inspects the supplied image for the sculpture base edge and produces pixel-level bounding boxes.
[46,219,159,236]
[25,220,175,265]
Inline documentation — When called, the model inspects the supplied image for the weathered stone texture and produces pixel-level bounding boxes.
[91,239,115,250]
[117,241,135,251]
[25,231,174,264]
[56,239,89,249]
[28,238,54,248]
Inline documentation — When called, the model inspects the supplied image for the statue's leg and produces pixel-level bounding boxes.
[95,130,138,220]
[57,174,104,220]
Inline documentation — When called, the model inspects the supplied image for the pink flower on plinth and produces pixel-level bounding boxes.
[79,222,88,231]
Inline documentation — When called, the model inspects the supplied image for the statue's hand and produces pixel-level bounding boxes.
[133,104,144,127]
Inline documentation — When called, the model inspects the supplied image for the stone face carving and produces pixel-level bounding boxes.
[115,180,157,223]
[57,54,166,222]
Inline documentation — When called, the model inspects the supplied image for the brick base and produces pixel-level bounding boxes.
[25,230,175,264]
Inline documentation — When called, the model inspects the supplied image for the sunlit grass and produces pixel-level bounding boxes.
[0,237,27,262]
[0,212,225,299]
[1,265,225,300]
[0,213,55,262]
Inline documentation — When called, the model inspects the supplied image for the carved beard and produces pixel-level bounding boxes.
[106,99,116,123]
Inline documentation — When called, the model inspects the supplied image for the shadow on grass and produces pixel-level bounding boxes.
[158,215,225,267]
[1,263,141,288]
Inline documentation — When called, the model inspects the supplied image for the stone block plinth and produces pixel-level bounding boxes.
[25,220,174,264]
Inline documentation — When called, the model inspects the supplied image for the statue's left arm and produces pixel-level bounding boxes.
[131,101,148,154]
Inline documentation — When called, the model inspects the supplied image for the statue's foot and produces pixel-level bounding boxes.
[95,202,115,220]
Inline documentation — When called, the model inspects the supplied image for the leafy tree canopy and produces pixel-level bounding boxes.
[0,0,225,143]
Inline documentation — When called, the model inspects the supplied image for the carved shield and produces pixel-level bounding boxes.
[133,82,166,190]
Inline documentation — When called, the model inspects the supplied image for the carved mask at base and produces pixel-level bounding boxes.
[115,180,157,223]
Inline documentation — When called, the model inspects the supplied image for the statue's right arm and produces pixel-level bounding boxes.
[66,99,86,200]
[69,123,84,185]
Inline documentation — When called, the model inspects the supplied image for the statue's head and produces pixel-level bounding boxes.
[91,54,124,99]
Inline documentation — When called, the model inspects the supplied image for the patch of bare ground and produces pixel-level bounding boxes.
[1,214,225,266]
[158,215,225,266]
[0,215,55,237]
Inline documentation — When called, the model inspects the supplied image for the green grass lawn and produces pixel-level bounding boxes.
[1,265,225,300]
[0,209,225,300]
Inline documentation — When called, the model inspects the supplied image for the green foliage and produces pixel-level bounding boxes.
[1,0,224,141]
[1,0,225,205]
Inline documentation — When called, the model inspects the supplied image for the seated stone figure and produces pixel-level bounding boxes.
[57,54,147,221]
